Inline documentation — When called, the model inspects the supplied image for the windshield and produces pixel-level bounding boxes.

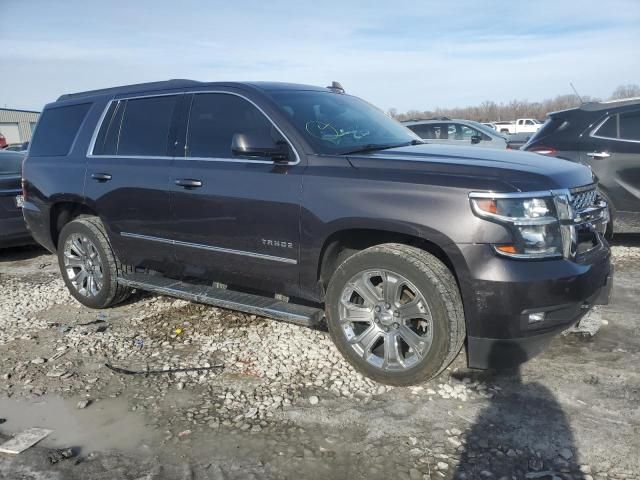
[268,90,419,155]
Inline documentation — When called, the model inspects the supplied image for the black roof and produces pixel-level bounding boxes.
[57,79,328,102]
[550,97,640,116]
[579,97,640,111]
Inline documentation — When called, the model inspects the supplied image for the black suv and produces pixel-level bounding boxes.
[23,80,612,385]
[523,98,640,234]
[0,149,31,248]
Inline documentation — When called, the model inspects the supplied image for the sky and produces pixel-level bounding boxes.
[1,0,639,113]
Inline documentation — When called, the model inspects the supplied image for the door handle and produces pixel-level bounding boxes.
[175,179,203,189]
[91,173,112,182]
[586,152,610,159]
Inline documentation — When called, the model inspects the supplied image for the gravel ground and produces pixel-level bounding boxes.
[0,239,639,480]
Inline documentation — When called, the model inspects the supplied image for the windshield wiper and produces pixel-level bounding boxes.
[341,139,423,155]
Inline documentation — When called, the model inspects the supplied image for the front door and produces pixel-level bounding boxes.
[169,92,303,296]
[579,109,640,223]
[86,93,181,273]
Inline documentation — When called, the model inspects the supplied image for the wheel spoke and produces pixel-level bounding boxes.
[353,273,382,306]
[64,253,83,268]
[382,271,402,307]
[341,300,374,323]
[71,237,86,256]
[73,269,88,289]
[87,274,96,296]
[398,325,429,358]
[384,332,402,369]
[350,324,381,355]
[398,299,431,321]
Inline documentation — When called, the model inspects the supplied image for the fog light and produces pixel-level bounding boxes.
[528,312,546,324]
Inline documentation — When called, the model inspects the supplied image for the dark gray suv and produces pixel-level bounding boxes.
[22,80,612,385]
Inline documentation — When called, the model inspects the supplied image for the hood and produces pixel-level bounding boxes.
[347,143,594,192]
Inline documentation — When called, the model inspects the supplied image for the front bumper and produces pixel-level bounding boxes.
[458,241,611,369]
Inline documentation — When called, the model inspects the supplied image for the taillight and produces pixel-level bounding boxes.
[528,145,557,156]
[21,156,27,199]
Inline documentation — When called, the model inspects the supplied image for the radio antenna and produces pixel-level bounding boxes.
[570,82,584,104]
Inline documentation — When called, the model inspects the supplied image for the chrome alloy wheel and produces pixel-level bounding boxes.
[339,269,433,371]
[63,233,104,298]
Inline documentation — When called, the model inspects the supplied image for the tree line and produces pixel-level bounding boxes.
[388,84,640,123]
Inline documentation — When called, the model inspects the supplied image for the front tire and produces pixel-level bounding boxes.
[57,217,132,309]
[325,243,465,386]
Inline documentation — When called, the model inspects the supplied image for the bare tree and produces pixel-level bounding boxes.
[610,84,640,100]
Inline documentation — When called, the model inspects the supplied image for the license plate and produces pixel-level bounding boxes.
[15,195,24,208]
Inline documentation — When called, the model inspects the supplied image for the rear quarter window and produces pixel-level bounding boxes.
[29,103,91,156]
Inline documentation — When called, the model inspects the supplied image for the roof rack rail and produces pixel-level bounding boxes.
[57,79,202,101]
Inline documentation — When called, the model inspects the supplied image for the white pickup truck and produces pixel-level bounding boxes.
[493,118,543,135]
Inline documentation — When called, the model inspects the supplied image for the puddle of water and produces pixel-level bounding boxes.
[0,395,158,453]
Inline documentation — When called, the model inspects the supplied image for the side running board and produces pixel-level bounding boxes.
[117,272,324,328]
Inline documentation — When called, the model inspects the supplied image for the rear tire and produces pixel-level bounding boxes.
[57,216,132,309]
[325,243,465,386]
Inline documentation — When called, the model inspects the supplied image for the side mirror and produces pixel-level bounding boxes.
[471,135,482,144]
[231,132,289,162]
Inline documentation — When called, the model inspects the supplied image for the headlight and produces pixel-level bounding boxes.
[470,193,563,258]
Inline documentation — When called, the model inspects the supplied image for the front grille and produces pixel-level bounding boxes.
[570,185,597,212]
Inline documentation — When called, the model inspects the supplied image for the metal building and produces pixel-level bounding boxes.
[0,108,40,144]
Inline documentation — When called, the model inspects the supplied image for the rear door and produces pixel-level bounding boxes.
[579,109,640,217]
[86,93,182,273]
[168,91,302,294]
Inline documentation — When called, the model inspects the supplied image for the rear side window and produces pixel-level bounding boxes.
[185,93,277,158]
[534,117,567,139]
[118,96,177,156]
[619,111,640,141]
[93,95,177,156]
[29,103,91,156]
[594,116,617,139]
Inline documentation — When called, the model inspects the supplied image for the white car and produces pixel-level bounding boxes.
[494,118,543,135]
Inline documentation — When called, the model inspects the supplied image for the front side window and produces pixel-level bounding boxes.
[29,103,91,156]
[619,110,640,141]
[269,90,418,155]
[185,93,279,158]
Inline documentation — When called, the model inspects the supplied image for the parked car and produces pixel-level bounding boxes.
[481,122,496,130]
[403,119,508,149]
[23,80,612,385]
[0,150,32,248]
[494,119,543,135]
[3,142,29,152]
[0,133,7,149]
[523,97,640,235]
[506,132,533,150]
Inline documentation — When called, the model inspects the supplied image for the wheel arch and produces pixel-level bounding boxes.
[316,227,464,296]
[49,200,99,249]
